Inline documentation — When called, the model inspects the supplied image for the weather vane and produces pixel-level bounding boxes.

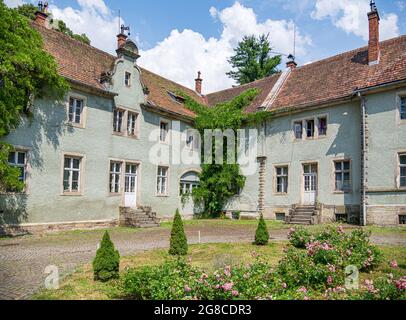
[121,24,131,37]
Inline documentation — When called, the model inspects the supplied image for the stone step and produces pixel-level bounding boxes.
[291,214,313,219]
[136,223,160,228]
[290,221,312,225]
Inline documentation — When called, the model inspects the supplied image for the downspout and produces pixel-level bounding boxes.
[359,93,367,226]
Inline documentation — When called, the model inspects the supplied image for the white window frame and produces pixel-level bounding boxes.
[334,160,352,192]
[399,153,406,189]
[400,96,406,121]
[305,119,315,138]
[109,161,122,194]
[67,94,87,128]
[186,128,200,150]
[113,108,125,134]
[275,166,288,194]
[8,150,27,183]
[160,120,170,144]
[292,114,328,141]
[125,71,132,87]
[293,121,303,140]
[127,111,139,137]
[157,166,169,196]
[62,155,83,195]
[318,116,328,136]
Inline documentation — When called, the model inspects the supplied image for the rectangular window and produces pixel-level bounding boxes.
[400,154,406,188]
[157,166,168,195]
[294,121,303,139]
[109,162,121,193]
[68,98,83,124]
[318,117,327,136]
[63,156,81,193]
[127,112,138,137]
[306,119,315,138]
[400,215,406,225]
[334,160,351,192]
[160,121,169,143]
[186,129,199,149]
[276,166,288,193]
[113,109,124,133]
[8,151,27,183]
[401,97,406,120]
[125,72,131,87]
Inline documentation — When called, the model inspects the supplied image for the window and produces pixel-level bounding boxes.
[113,109,124,133]
[334,160,351,192]
[400,97,406,120]
[276,166,288,193]
[294,121,303,139]
[318,117,327,136]
[400,215,406,225]
[160,121,169,143]
[68,98,83,125]
[306,119,315,138]
[186,129,199,150]
[275,213,286,221]
[8,151,27,183]
[400,154,406,188]
[127,112,138,137]
[157,166,168,195]
[63,156,81,193]
[168,91,185,104]
[109,162,121,193]
[125,72,131,87]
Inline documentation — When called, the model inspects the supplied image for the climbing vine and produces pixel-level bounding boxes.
[178,88,273,218]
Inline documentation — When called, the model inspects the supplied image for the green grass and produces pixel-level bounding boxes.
[32,241,405,301]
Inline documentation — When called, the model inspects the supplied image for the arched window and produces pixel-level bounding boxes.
[179,171,199,195]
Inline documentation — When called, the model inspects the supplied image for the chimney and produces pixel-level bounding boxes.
[286,54,297,70]
[34,1,49,28]
[368,0,380,65]
[117,33,127,49]
[195,71,203,94]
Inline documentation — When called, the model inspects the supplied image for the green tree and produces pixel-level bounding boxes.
[254,214,269,245]
[93,231,120,282]
[15,3,37,20]
[0,1,68,192]
[169,209,188,256]
[227,34,281,85]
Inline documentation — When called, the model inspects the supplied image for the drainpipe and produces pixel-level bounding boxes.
[359,93,367,226]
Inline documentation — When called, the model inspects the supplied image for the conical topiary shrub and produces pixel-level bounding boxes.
[254,214,269,245]
[93,231,120,282]
[169,209,188,256]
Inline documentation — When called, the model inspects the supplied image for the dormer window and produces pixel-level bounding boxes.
[125,72,132,87]
[168,91,185,104]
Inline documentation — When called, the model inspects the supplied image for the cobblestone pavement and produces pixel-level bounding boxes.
[0,225,404,300]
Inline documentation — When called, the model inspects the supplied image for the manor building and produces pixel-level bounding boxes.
[1,4,405,234]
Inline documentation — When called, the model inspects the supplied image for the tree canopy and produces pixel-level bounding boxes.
[227,34,281,85]
[0,1,68,191]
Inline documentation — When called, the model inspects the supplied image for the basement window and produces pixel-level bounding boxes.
[399,215,406,225]
[275,213,286,221]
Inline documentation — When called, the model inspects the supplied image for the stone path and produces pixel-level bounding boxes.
[0,224,404,300]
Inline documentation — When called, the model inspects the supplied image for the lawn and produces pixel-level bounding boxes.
[33,241,405,300]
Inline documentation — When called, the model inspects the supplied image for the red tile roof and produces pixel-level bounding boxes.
[33,23,202,118]
[207,35,406,113]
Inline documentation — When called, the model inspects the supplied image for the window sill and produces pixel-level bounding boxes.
[62,192,83,197]
[274,192,288,196]
[156,194,169,198]
[333,190,352,194]
[68,122,85,129]
[108,193,121,197]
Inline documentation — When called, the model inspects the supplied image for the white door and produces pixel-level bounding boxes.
[124,164,137,207]
[303,164,317,205]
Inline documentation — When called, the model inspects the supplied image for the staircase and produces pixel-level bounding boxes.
[287,205,316,225]
[119,206,160,228]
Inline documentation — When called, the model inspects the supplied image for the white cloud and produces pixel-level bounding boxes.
[4,0,25,7]
[48,0,122,54]
[311,0,399,41]
[139,2,312,93]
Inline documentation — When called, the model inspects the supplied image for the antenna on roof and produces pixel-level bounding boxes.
[118,9,121,34]
[293,23,297,59]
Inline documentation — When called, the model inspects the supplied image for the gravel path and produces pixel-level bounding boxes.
[0,224,404,300]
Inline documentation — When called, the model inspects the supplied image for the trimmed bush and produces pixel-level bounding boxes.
[93,231,120,282]
[169,209,188,256]
[254,214,269,245]
[288,226,313,249]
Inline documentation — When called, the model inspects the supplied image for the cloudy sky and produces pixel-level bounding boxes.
[5,0,406,93]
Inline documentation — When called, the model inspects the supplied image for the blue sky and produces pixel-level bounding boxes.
[5,0,406,92]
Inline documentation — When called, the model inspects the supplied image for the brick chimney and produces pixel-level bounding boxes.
[34,1,49,28]
[195,71,203,94]
[117,33,127,49]
[368,0,380,65]
[286,54,297,70]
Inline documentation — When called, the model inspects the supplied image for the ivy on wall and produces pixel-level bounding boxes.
[178,88,273,217]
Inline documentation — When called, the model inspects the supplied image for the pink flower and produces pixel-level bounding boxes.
[184,285,192,293]
[327,264,336,273]
[222,282,233,292]
[298,287,308,293]
[338,226,345,234]
[327,276,333,285]
[390,260,398,268]
[224,266,232,277]
[282,283,287,289]
[232,290,239,297]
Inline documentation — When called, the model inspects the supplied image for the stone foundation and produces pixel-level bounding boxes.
[0,219,118,237]
[366,206,406,226]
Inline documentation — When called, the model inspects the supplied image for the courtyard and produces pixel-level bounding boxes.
[0,220,405,300]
